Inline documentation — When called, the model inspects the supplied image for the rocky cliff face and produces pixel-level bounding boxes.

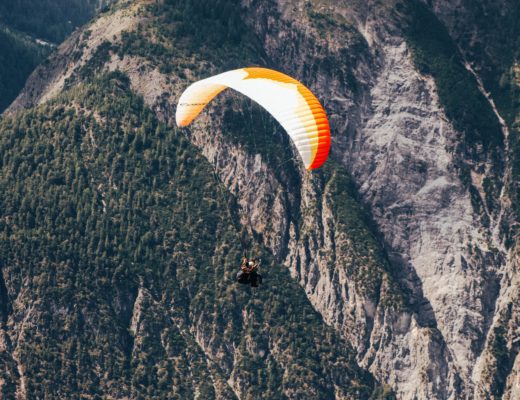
[2,0,519,399]
[425,1,520,398]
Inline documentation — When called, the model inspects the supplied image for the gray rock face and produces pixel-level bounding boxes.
[236,2,517,398]
[419,2,519,398]
[348,38,497,388]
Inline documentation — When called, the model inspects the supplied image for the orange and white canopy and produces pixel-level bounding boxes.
[176,67,330,170]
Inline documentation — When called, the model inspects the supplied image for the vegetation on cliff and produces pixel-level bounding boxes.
[0,0,108,113]
[0,27,51,112]
[0,0,101,43]
[0,71,386,398]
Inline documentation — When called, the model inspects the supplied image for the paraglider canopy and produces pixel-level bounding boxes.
[176,67,330,170]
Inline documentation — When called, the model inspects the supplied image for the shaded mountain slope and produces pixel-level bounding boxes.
[0,27,51,113]
[0,0,117,111]
[0,0,116,113]
[0,0,111,44]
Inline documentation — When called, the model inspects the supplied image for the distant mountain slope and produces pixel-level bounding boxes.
[0,27,50,112]
[0,0,104,43]
[0,0,114,112]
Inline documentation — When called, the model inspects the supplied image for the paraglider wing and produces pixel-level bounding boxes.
[175,67,330,170]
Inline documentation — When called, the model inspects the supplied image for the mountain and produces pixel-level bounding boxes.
[0,27,51,113]
[1,0,518,399]
[0,0,101,44]
[0,0,114,112]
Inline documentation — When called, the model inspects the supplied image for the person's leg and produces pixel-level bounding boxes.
[237,271,250,284]
[250,271,258,287]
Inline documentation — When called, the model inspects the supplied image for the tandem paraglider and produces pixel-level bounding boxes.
[236,256,262,288]
[175,67,331,286]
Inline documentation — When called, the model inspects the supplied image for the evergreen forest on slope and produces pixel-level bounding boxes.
[0,0,105,112]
